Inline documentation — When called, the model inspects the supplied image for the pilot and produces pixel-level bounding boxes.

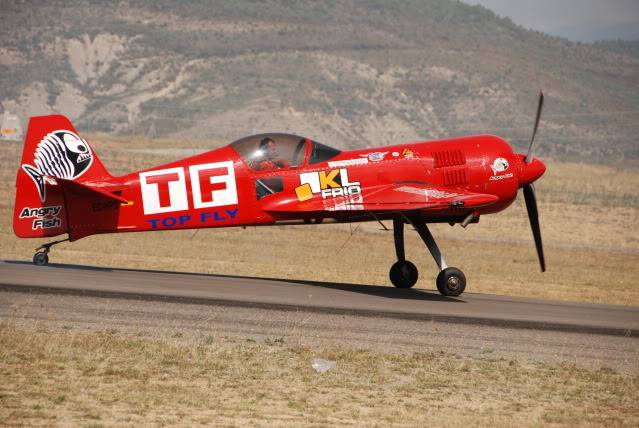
[254,137,290,170]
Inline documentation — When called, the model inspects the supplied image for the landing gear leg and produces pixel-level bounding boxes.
[389,219,418,288]
[32,238,69,266]
[412,220,466,297]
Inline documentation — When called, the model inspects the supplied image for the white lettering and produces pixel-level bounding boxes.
[340,169,359,187]
[489,173,514,181]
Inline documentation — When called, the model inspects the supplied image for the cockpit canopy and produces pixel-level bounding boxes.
[230,133,341,171]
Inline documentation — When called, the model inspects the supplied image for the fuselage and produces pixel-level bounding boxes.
[74,134,544,238]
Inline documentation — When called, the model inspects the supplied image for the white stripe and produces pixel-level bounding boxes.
[37,142,62,177]
[48,138,72,177]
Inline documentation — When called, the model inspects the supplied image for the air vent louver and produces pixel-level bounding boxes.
[432,149,466,168]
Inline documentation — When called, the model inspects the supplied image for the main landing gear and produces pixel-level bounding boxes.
[32,238,69,266]
[390,218,466,296]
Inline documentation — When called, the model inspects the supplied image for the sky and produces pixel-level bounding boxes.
[461,0,639,42]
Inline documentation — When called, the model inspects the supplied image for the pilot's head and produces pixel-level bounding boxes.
[259,137,277,159]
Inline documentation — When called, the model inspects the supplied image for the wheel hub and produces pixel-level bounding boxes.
[447,276,460,290]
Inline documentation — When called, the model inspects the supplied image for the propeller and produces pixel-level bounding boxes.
[525,91,544,164]
[523,183,545,272]
[521,90,546,272]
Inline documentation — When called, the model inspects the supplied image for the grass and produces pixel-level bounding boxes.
[0,322,637,427]
[1,137,639,305]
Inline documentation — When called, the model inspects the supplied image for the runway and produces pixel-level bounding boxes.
[1,260,637,336]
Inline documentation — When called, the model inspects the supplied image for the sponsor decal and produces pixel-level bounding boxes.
[19,205,63,230]
[145,209,239,230]
[360,151,387,162]
[490,158,509,175]
[489,157,514,181]
[295,169,361,202]
[19,206,62,218]
[402,148,416,159]
[489,173,514,181]
[395,186,459,199]
[22,130,93,202]
[327,158,368,168]
[392,152,399,157]
[189,162,238,209]
[140,167,189,214]
[139,161,237,215]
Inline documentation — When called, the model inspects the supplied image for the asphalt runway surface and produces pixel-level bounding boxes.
[1,260,638,372]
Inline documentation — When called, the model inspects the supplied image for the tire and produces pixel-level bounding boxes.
[33,251,49,266]
[389,260,418,288]
[436,267,466,296]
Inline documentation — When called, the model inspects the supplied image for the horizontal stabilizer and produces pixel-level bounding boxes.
[57,178,128,204]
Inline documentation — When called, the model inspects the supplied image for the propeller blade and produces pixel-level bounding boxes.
[523,184,545,272]
[525,91,544,164]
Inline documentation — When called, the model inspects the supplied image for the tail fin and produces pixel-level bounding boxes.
[13,115,113,238]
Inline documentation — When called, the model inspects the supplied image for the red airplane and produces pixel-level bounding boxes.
[13,94,546,297]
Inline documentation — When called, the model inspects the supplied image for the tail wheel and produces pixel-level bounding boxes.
[33,251,49,266]
[436,267,466,296]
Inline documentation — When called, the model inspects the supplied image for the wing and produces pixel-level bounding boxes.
[261,183,498,214]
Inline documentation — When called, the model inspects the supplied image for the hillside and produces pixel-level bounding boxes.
[1,0,638,162]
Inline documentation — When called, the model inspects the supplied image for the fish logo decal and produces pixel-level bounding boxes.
[490,158,509,175]
[21,130,93,201]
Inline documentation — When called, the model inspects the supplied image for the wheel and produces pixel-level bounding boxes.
[389,260,418,288]
[33,251,49,266]
[436,267,466,296]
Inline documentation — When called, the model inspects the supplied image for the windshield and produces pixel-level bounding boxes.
[309,141,341,164]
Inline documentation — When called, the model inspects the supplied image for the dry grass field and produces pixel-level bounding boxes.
[1,323,637,426]
[1,136,638,305]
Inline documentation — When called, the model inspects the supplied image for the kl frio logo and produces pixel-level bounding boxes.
[295,169,360,201]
